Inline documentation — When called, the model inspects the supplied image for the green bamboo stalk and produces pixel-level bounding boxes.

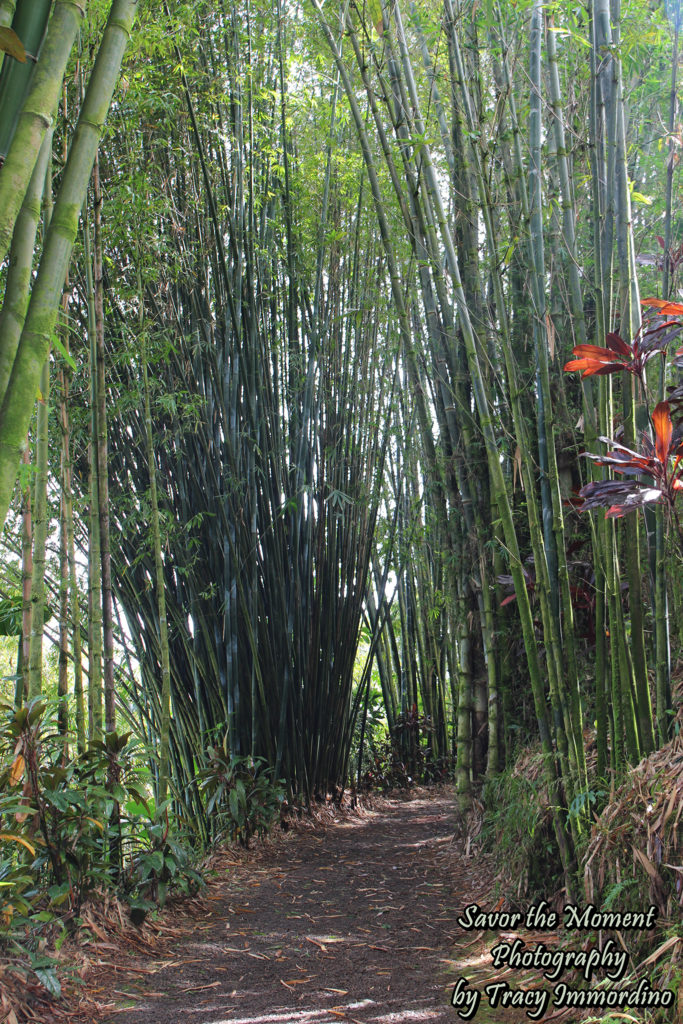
[528,2,588,793]
[0,0,85,264]
[0,0,52,163]
[57,295,70,741]
[59,357,85,753]
[0,128,52,411]
[544,11,588,352]
[0,0,138,531]
[371,7,494,784]
[609,585,624,767]
[653,0,679,743]
[456,571,473,811]
[412,14,500,778]
[16,443,31,706]
[611,0,653,758]
[27,355,48,699]
[92,151,116,736]
[26,143,54,703]
[139,271,172,805]
[479,546,499,775]
[57,492,69,737]
[529,0,560,625]
[588,3,610,777]
[83,202,102,742]
[593,6,622,784]
[450,0,583,795]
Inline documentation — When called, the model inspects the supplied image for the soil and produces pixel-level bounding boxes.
[83,793,488,1024]
[84,792,575,1024]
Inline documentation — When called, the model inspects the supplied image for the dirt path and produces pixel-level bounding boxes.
[96,794,498,1024]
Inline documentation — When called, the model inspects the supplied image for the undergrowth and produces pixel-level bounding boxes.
[480,754,565,902]
[0,699,284,998]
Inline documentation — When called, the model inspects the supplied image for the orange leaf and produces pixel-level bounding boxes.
[564,358,629,377]
[652,401,673,463]
[569,344,619,358]
[0,832,35,856]
[642,297,683,315]
[9,754,24,787]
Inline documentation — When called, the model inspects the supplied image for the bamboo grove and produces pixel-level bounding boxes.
[0,0,682,887]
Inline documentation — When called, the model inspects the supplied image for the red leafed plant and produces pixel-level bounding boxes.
[564,298,683,553]
[563,313,680,387]
[579,401,683,517]
[636,236,683,279]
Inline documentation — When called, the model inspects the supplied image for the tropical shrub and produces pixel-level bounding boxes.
[565,301,683,549]
[197,742,285,847]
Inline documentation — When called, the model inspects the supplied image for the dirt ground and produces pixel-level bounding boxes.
[86,793,503,1024]
[77,791,588,1024]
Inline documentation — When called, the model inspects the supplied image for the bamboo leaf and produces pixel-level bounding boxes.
[0,27,26,62]
[52,329,77,371]
[0,832,36,856]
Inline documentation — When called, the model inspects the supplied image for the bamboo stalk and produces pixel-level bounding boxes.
[0,0,139,530]
[0,0,85,264]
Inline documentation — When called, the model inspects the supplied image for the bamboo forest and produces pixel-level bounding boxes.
[0,0,682,1020]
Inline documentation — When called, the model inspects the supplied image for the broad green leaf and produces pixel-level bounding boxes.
[229,787,240,821]
[147,850,164,874]
[34,967,61,998]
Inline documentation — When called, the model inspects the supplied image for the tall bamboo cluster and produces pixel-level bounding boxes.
[62,0,399,811]
[309,0,682,874]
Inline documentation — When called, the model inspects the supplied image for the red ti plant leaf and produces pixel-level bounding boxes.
[605,332,632,357]
[563,341,632,378]
[578,479,663,517]
[653,401,673,464]
[641,297,683,316]
[578,402,683,519]
[565,303,683,384]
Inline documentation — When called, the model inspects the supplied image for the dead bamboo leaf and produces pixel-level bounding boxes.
[180,981,221,993]
[639,934,681,967]
[513,446,523,492]
[0,27,26,63]
[8,754,24,787]
[546,312,556,360]
[656,787,678,832]
[633,846,660,880]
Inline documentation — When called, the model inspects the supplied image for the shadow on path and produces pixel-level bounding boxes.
[98,794,495,1024]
